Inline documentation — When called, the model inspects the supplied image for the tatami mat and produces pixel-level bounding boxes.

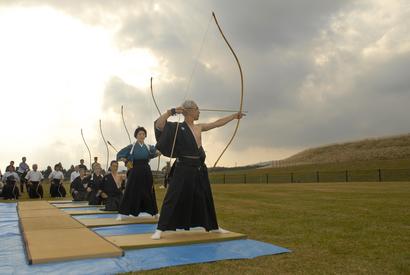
[79,216,158,228]
[17,202,123,265]
[105,231,247,250]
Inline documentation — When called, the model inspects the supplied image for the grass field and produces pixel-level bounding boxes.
[139,182,410,274]
[2,182,409,274]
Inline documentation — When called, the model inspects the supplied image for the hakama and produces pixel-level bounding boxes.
[117,143,158,216]
[100,174,124,211]
[155,121,219,231]
[88,174,103,205]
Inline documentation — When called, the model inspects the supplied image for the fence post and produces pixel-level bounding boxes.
[316,171,320,183]
[290,172,294,183]
[223,174,226,184]
[266,174,269,184]
[378,169,382,182]
[244,174,247,184]
[345,170,348,182]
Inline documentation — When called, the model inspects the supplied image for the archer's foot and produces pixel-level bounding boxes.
[211,227,229,234]
[151,230,162,240]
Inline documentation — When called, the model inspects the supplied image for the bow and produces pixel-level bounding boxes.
[150,77,162,171]
[150,77,162,116]
[167,12,244,169]
[120,106,134,170]
[107,140,119,153]
[80,128,92,170]
[121,105,132,145]
[99,119,110,172]
[211,11,244,167]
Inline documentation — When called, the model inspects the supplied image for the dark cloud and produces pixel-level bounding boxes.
[209,0,352,50]
[1,0,409,166]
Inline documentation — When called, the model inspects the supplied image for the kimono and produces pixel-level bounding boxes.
[88,173,103,205]
[48,171,66,198]
[1,172,20,199]
[117,142,158,216]
[25,170,44,199]
[154,121,219,231]
[100,173,125,211]
[70,176,91,201]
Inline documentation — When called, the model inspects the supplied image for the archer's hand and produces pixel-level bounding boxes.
[174,107,184,114]
[233,112,246,119]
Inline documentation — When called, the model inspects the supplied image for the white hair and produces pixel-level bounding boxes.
[182,100,197,109]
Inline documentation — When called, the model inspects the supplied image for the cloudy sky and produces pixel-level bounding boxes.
[0,0,409,171]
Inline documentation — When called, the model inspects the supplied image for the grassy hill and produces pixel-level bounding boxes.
[211,133,410,173]
[282,133,410,166]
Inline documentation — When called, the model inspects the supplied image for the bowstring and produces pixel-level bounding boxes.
[167,14,213,170]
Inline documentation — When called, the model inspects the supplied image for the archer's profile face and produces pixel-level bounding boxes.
[186,104,200,120]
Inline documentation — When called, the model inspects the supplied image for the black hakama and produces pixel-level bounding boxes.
[119,159,158,216]
[50,179,66,198]
[70,176,91,201]
[100,174,124,211]
[2,179,20,200]
[28,182,43,199]
[155,121,219,231]
[88,174,103,205]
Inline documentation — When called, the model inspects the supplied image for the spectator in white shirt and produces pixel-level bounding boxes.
[26,164,44,199]
[48,164,66,198]
[70,165,80,183]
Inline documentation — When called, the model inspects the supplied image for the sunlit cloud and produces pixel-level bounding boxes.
[0,6,161,169]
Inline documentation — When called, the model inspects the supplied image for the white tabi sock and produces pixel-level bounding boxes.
[115,214,125,221]
[210,227,229,234]
[151,229,162,240]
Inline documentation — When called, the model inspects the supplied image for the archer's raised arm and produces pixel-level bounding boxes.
[155,107,184,130]
[201,112,245,132]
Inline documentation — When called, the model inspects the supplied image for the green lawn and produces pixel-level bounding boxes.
[2,182,409,274]
[137,182,410,274]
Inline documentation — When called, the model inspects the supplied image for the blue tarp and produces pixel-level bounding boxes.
[73,214,118,219]
[0,203,290,274]
[60,207,106,211]
[93,224,158,236]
